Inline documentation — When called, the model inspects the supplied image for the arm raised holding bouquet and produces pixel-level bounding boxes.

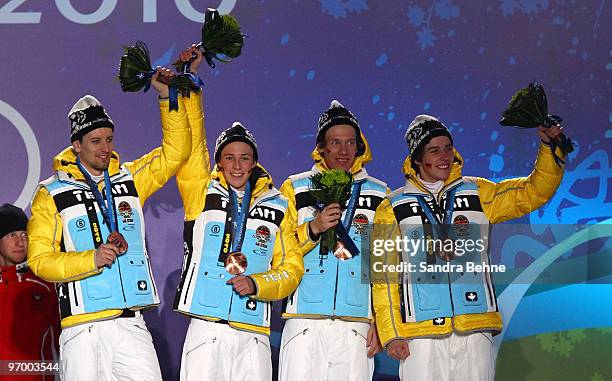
[118,40,202,110]
[373,86,569,379]
[173,7,245,71]
[166,19,304,380]
[500,82,574,165]
[117,8,244,111]
[26,46,191,381]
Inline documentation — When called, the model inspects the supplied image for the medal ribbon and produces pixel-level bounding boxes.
[334,181,362,257]
[415,187,457,244]
[76,157,117,232]
[229,181,252,253]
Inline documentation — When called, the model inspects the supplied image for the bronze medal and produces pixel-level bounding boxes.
[437,248,455,262]
[225,251,248,275]
[107,231,128,254]
[333,241,352,260]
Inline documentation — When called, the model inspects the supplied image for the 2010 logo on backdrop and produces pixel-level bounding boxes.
[0,0,237,24]
[0,99,40,210]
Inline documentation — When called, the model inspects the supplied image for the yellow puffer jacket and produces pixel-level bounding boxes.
[27,99,191,328]
[175,92,304,335]
[373,143,566,347]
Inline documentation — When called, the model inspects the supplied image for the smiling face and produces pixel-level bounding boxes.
[414,135,454,182]
[319,124,358,171]
[72,127,114,176]
[0,230,27,266]
[218,141,257,191]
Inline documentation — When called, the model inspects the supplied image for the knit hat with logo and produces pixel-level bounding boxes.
[404,115,453,159]
[69,95,114,142]
[316,100,365,156]
[214,122,259,162]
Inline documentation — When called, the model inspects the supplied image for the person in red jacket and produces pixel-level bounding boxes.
[0,204,60,381]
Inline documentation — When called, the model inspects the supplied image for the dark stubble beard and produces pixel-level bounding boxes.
[85,158,110,175]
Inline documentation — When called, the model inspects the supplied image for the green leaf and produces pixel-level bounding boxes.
[597,327,612,335]
[537,332,557,353]
[309,169,353,205]
[566,329,587,344]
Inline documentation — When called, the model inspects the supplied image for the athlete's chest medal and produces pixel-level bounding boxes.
[107,231,128,253]
[225,251,248,275]
[333,241,352,260]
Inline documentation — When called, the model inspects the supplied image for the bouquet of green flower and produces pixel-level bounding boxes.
[174,8,245,72]
[499,82,574,164]
[309,169,354,257]
[117,40,195,93]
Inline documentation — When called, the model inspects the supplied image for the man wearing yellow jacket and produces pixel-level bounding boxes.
[27,70,191,380]
[172,48,303,381]
[278,100,387,381]
[372,115,565,381]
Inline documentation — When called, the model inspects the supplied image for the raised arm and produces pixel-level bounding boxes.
[174,47,211,221]
[124,68,192,204]
[474,126,566,224]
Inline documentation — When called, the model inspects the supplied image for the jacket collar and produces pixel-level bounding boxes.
[209,163,279,204]
[0,262,28,283]
[52,146,122,183]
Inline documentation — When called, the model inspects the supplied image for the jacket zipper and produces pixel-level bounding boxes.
[332,259,340,315]
[107,185,128,306]
[447,271,454,315]
[183,265,196,305]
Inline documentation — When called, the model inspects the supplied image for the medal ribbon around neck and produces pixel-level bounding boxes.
[229,181,252,252]
[415,187,457,253]
[76,156,117,232]
[334,181,362,257]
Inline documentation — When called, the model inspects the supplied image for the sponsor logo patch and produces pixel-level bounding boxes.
[465,291,478,302]
[452,214,470,237]
[246,299,257,311]
[353,213,369,235]
[433,317,445,325]
[255,225,271,248]
[118,201,134,224]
